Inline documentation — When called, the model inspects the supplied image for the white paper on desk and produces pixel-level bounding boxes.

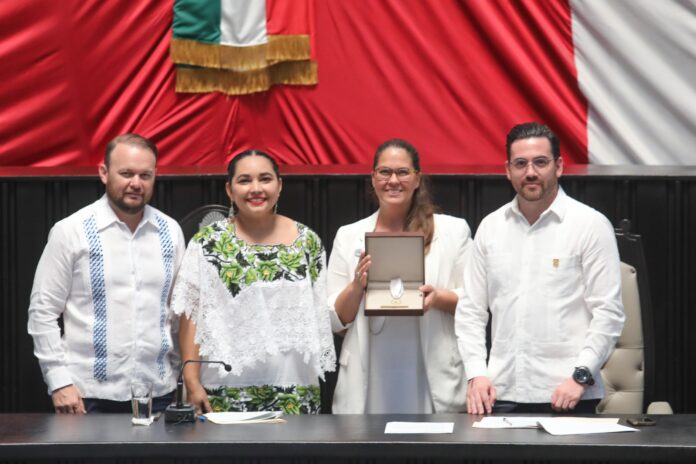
[385,422,454,434]
[204,411,283,424]
[537,419,638,436]
[553,417,620,425]
[473,417,620,429]
[473,417,544,428]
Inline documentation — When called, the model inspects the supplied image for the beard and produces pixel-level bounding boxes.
[107,188,147,215]
[516,177,558,204]
[518,185,545,202]
[112,198,145,214]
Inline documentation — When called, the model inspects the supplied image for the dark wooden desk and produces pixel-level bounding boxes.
[2,413,696,463]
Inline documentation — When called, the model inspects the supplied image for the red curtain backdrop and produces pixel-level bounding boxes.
[0,0,586,168]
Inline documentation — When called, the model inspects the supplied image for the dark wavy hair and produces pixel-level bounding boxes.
[505,122,560,161]
[373,139,437,253]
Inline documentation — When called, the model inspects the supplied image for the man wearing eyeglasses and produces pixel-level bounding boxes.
[454,122,625,415]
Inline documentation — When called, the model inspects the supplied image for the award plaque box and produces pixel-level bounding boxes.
[364,232,425,316]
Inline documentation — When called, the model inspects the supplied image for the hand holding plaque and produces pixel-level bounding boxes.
[364,232,425,316]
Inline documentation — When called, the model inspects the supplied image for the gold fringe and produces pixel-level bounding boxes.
[175,61,317,96]
[170,39,220,68]
[218,42,267,71]
[171,39,267,71]
[171,35,311,71]
[266,35,311,64]
[176,67,271,95]
[270,60,318,86]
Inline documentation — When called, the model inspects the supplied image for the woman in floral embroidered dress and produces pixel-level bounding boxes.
[171,150,335,415]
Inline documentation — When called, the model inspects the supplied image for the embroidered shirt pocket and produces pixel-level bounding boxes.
[540,254,582,298]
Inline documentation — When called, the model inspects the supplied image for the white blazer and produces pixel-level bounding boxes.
[327,212,471,413]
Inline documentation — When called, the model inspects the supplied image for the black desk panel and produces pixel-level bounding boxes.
[2,414,696,463]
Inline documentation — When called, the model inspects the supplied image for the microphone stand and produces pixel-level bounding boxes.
[164,359,232,423]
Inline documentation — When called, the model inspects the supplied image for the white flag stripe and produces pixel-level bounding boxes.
[571,0,696,165]
[220,0,267,47]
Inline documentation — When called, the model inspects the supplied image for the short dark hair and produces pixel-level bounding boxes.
[226,149,280,184]
[104,134,158,167]
[505,122,560,161]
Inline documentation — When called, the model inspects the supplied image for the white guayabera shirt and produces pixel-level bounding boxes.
[28,196,185,401]
[455,188,625,403]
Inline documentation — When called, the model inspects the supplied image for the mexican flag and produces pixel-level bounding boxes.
[170,0,317,95]
[0,0,694,166]
[571,0,695,164]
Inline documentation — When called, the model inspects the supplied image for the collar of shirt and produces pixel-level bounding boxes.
[505,186,569,225]
[94,195,160,233]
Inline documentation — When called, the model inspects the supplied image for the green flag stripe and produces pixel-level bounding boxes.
[173,0,221,44]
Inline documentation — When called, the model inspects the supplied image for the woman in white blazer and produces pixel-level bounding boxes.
[327,139,471,413]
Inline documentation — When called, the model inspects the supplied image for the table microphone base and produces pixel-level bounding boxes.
[164,403,196,423]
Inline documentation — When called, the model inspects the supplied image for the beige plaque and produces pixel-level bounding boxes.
[364,232,424,316]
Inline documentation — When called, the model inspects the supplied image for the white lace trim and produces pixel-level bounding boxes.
[171,241,336,379]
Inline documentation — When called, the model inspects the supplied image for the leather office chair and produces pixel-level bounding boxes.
[597,220,672,414]
[178,204,229,243]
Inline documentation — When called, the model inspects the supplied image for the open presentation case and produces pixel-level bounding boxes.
[364,232,425,316]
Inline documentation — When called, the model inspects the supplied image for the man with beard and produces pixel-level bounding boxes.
[455,122,625,415]
[28,134,185,414]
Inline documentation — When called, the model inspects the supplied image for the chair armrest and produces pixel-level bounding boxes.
[646,401,673,414]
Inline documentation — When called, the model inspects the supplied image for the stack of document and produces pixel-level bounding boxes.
[473,417,638,435]
[204,411,284,425]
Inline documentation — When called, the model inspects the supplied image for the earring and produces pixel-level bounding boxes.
[273,201,278,214]
[228,205,235,219]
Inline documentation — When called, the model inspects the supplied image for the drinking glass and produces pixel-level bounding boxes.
[131,381,153,425]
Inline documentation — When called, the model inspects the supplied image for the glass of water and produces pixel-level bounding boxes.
[131,381,153,425]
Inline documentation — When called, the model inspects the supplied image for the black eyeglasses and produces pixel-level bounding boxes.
[373,167,418,180]
[508,156,555,171]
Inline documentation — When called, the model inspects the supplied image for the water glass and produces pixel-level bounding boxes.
[131,381,153,425]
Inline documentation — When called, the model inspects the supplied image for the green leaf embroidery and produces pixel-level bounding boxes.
[199,221,322,296]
